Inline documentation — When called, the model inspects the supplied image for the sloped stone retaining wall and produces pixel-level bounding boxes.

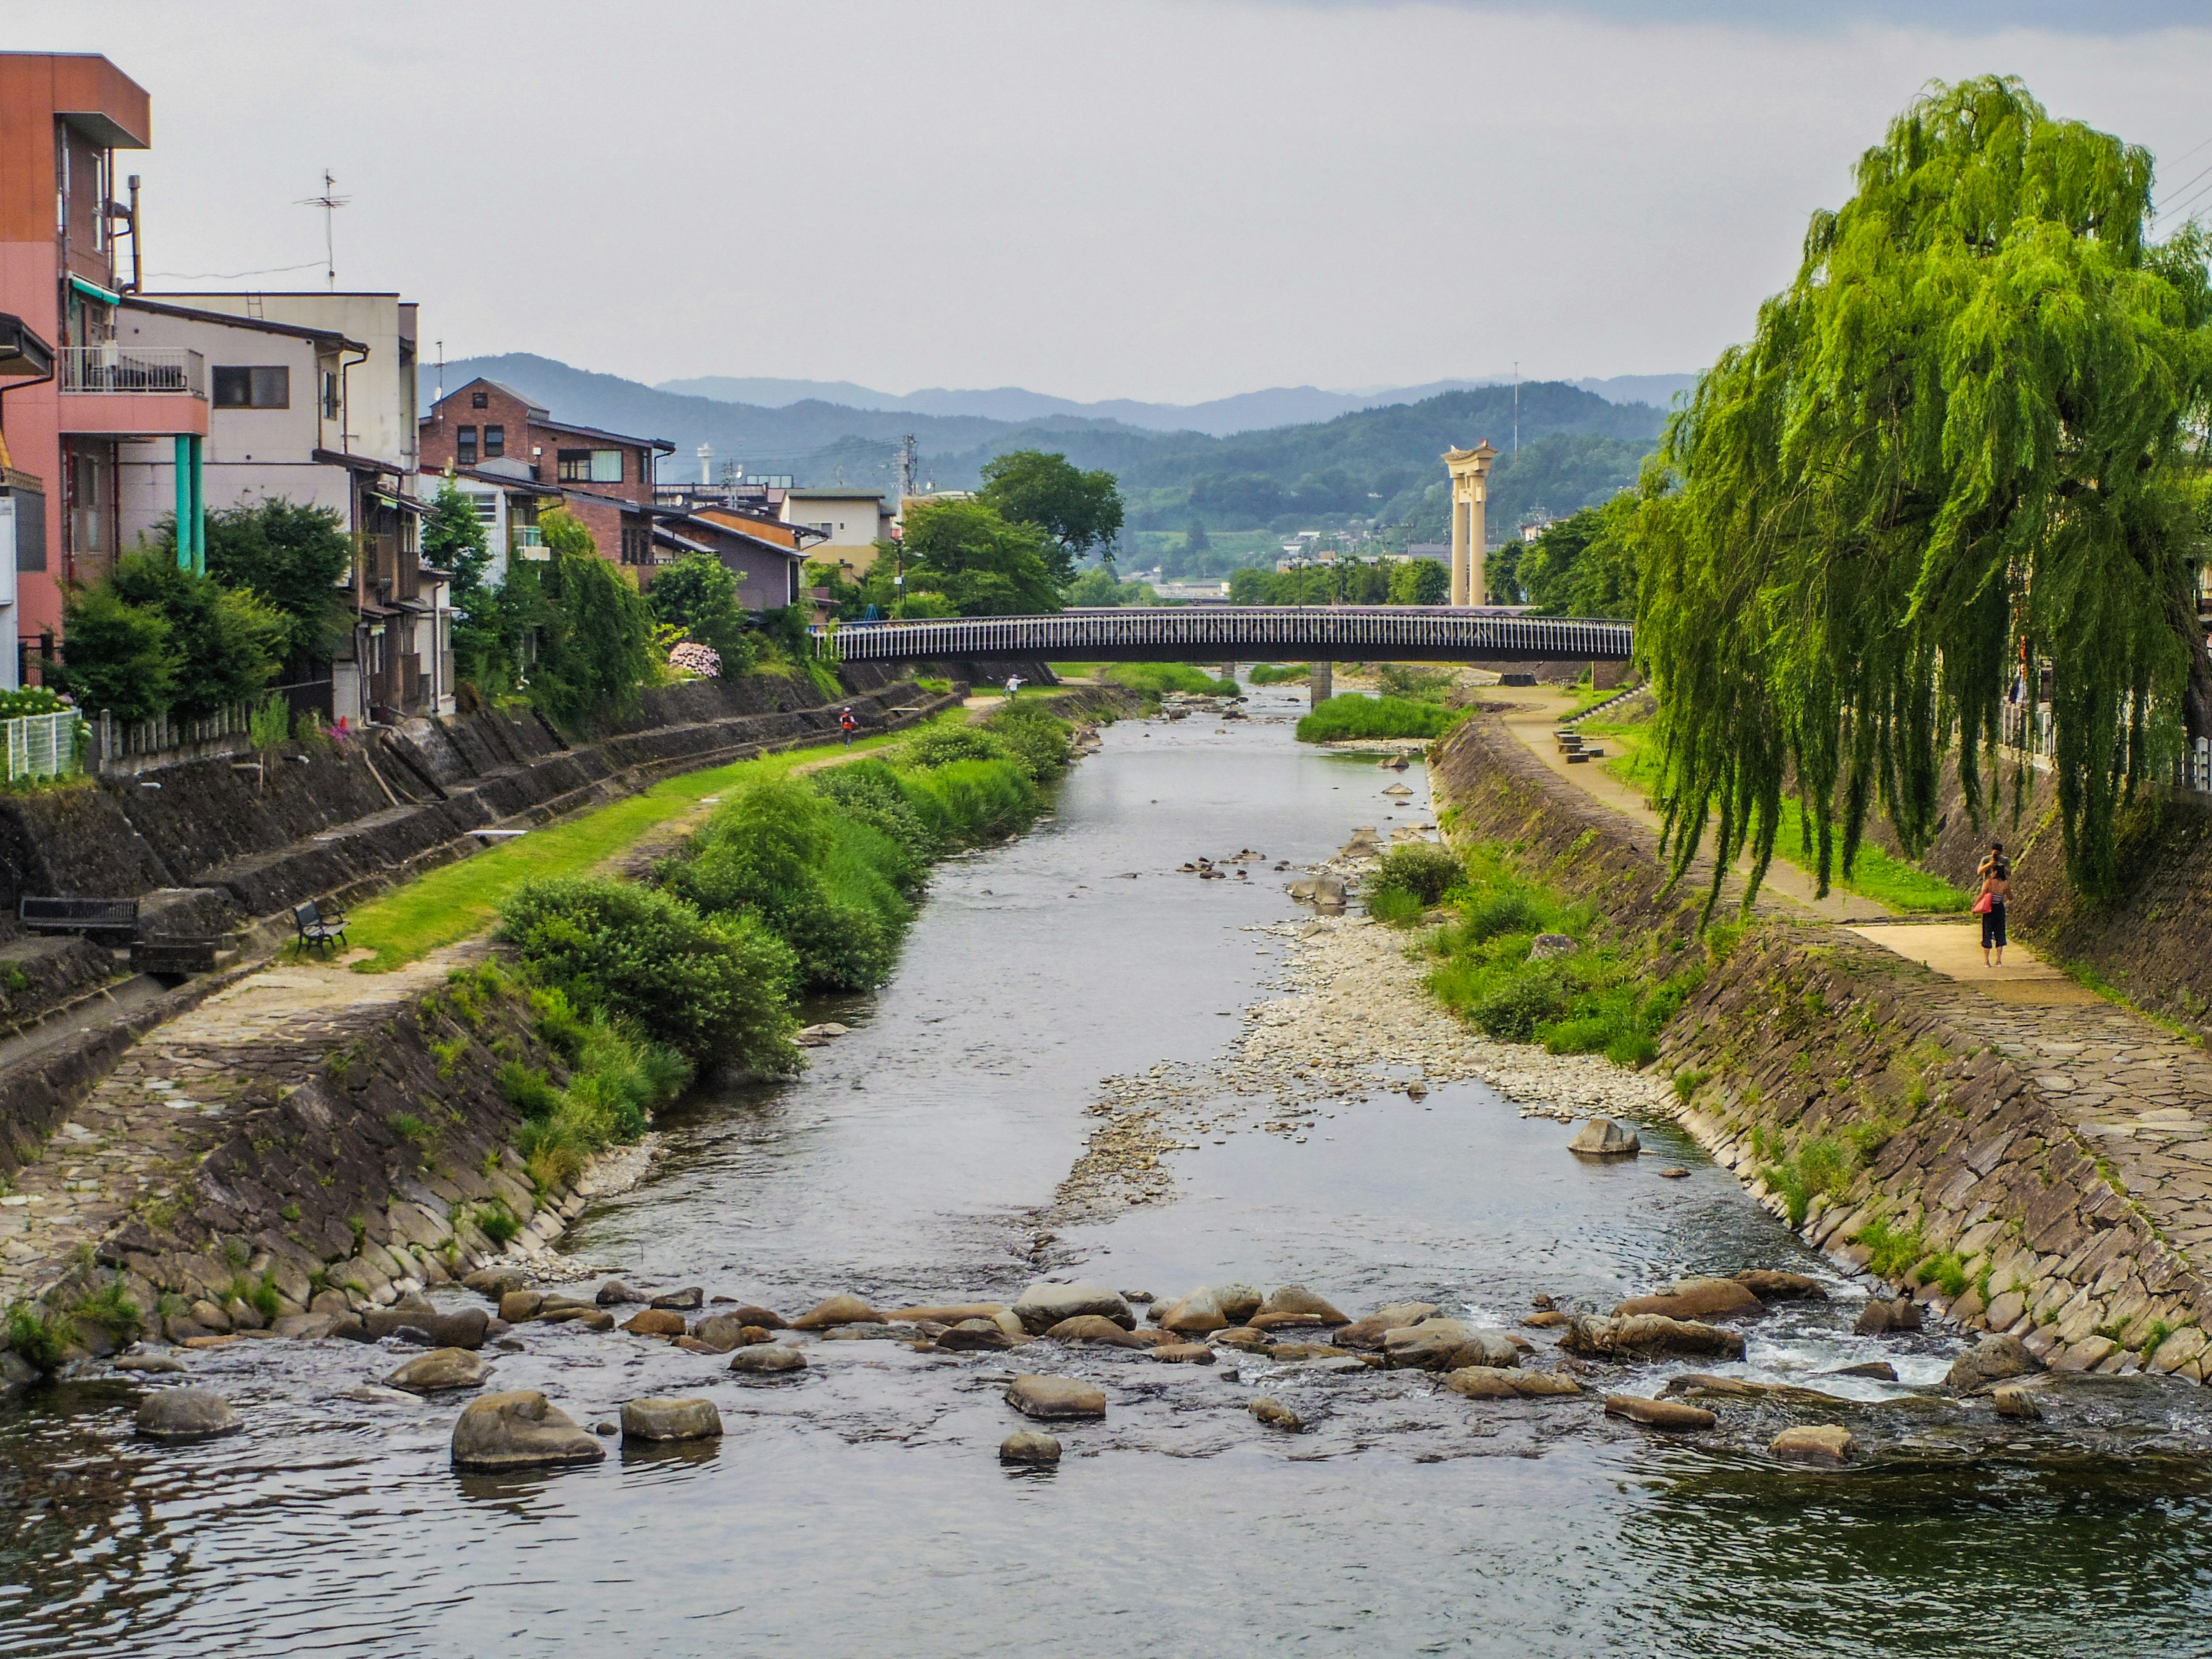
[1430,714,2212,1382]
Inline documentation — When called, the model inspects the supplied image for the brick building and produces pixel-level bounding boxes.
[419,378,671,572]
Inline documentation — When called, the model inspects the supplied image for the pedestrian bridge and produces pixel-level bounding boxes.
[821,607,1634,665]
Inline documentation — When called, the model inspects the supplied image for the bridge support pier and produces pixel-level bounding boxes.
[1310,660,1332,706]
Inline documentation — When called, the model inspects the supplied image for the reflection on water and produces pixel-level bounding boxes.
[5,681,2212,1658]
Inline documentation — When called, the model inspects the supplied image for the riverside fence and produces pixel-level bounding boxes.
[2,711,83,783]
[820,607,1638,666]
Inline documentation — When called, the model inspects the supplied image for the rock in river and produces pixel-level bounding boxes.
[1604,1394,1715,1432]
[1000,1430,1062,1467]
[1158,1288,1229,1334]
[1948,1333,2032,1394]
[1006,1374,1107,1420]
[1047,1314,1154,1347]
[1012,1281,1134,1334]
[1335,1302,1441,1350]
[464,1267,525,1299]
[1560,1313,1745,1361]
[789,1295,883,1331]
[351,1306,490,1349]
[623,1309,688,1338]
[1446,1366,1582,1400]
[1383,1320,1520,1372]
[1770,1424,1855,1463]
[1613,1277,1763,1321]
[1260,1285,1349,1324]
[1213,1283,1264,1324]
[1528,932,1578,961]
[937,1319,1022,1352]
[385,1347,490,1393]
[135,1388,241,1440]
[596,1279,648,1306]
[1150,1343,1215,1364]
[1736,1270,1827,1301]
[1568,1118,1640,1158]
[1854,1297,1923,1335]
[1993,1384,2043,1421]
[690,1312,755,1352]
[450,1390,605,1472]
[499,1290,544,1323]
[729,1344,808,1376]
[650,1287,704,1312]
[621,1396,723,1442]
[1249,1395,1302,1431]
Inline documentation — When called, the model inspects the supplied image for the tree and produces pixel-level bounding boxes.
[1183,518,1211,556]
[977,450,1124,583]
[1634,76,2212,908]
[55,582,176,722]
[423,480,515,695]
[650,551,755,670]
[1516,500,1639,619]
[198,499,354,662]
[1388,557,1450,606]
[527,509,658,729]
[901,498,1063,615]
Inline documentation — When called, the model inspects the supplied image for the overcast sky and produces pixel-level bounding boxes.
[18,1,2212,403]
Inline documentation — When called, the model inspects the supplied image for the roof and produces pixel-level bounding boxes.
[665,513,808,560]
[125,294,366,353]
[438,377,547,419]
[423,463,563,498]
[533,415,677,454]
[313,448,406,476]
[785,488,887,502]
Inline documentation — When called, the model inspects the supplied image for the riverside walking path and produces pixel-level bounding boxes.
[1483,681,2212,1281]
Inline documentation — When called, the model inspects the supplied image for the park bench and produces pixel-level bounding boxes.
[293,898,350,955]
[20,896,139,941]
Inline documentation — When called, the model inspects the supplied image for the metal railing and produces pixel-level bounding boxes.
[3,712,83,783]
[1999,698,2212,798]
[822,607,1636,665]
[58,345,206,397]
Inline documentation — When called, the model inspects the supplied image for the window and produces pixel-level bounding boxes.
[323,371,339,419]
[456,425,478,466]
[620,524,649,565]
[558,448,623,484]
[483,424,504,459]
[211,366,290,409]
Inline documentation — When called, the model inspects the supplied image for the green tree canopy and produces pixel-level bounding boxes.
[62,553,287,720]
[650,551,751,661]
[156,497,352,662]
[902,498,1063,615]
[1635,76,2212,908]
[977,449,1124,582]
[1516,499,1639,619]
[423,480,514,695]
[527,509,658,729]
[1387,556,1450,607]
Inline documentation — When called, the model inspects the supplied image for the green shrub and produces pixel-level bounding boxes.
[1459,889,1547,943]
[71,1277,143,1344]
[476,1202,522,1246]
[1295,694,1463,744]
[1365,886,1427,926]
[1247,662,1308,684]
[1468,963,1570,1040]
[498,876,797,1072]
[5,1300,75,1370]
[1370,843,1463,908]
[983,703,1074,781]
[899,725,1009,770]
[1374,664,1456,702]
[1104,662,1240,697]
[1853,1218,1927,1282]
[901,757,1040,850]
[499,1061,561,1118]
[810,760,934,876]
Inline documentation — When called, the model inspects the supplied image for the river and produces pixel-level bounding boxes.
[6,679,2212,1657]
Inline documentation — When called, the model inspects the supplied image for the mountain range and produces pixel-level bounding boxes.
[649,372,1693,437]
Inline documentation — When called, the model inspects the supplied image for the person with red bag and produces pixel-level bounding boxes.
[1975,842,2010,967]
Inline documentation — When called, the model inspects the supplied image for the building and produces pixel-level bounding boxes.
[114,292,451,725]
[420,378,672,573]
[652,505,815,614]
[781,487,893,577]
[0,52,196,685]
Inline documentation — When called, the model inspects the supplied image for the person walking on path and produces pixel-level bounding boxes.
[1976,840,2010,967]
[1004,674,1024,704]
[839,707,857,748]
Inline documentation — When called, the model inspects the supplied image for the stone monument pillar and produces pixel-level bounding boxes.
[1444,441,1499,606]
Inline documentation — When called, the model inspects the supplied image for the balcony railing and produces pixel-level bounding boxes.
[59,345,206,397]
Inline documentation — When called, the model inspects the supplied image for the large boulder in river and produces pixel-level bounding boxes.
[1560,1313,1745,1361]
[1947,1333,2032,1394]
[342,1306,490,1349]
[136,1387,241,1440]
[1613,1277,1763,1321]
[1000,1430,1062,1467]
[1260,1285,1349,1324]
[384,1347,490,1393]
[1445,1366,1582,1400]
[450,1391,605,1472]
[1213,1283,1264,1325]
[690,1312,755,1352]
[1735,1270,1827,1301]
[937,1319,1022,1352]
[1046,1315,1154,1347]
[1568,1118,1640,1158]
[1158,1288,1229,1334]
[729,1344,808,1376]
[789,1296,883,1331]
[1335,1302,1441,1350]
[1382,1320,1520,1372]
[1006,1374,1107,1420]
[620,1396,723,1442]
[1012,1282,1133,1335]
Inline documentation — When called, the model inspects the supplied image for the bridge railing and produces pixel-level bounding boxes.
[819,607,1634,664]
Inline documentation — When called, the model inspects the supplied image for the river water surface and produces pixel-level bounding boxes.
[7,683,2212,1657]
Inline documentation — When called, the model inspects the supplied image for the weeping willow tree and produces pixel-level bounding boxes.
[1635,76,2212,914]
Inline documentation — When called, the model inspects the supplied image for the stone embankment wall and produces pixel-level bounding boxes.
[58,964,592,1338]
[0,671,952,1176]
[1431,715,2212,1382]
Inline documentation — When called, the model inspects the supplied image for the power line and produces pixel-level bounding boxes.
[149,257,326,281]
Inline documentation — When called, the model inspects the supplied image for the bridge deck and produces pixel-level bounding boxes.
[823,607,1634,665]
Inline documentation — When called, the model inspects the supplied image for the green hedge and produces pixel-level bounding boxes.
[1296,694,1465,743]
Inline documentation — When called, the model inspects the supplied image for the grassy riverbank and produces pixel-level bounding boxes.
[342,713,965,973]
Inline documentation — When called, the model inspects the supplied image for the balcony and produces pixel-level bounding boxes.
[60,345,204,397]
[57,345,210,439]
[512,524,549,560]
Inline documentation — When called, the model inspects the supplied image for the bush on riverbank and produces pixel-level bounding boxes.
[1248,662,1308,684]
[498,877,799,1072]
[1104,662,1240,697]
[1365,842,1466,925]
[1296,694,1465,744]
[1420,843,1707,1067]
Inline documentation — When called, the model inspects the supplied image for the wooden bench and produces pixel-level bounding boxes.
[20,896,139,940]
[293,899,350,954]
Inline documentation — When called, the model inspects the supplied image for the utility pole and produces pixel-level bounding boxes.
[1513,361,1520,456]
[299,169,350,291]
[435,340,445,404]
[896,434,916,503]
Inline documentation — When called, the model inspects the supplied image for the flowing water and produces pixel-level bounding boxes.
[7,682,2212,1657]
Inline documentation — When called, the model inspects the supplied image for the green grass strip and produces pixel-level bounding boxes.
[342,716,954,974]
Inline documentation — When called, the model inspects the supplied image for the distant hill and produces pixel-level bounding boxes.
[650,371,1694,437]
[419,355,1666,537]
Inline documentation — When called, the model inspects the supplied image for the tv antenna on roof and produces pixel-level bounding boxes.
[298,169,350,290]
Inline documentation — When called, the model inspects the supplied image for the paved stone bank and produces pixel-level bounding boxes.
[1431,713,2212,1382]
